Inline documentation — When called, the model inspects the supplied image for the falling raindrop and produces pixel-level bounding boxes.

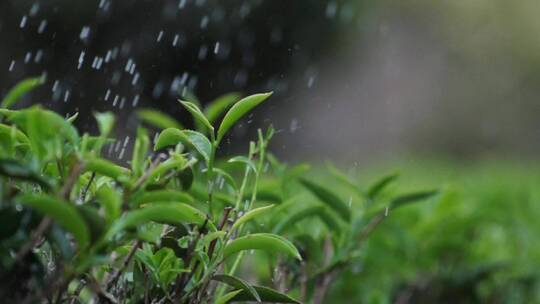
[8,60,15,72]
[37,20,47,34]
[20,16,28,28]
[79,26,91,41]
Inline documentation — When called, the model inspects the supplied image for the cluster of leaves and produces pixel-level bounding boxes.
[0,77,437,303]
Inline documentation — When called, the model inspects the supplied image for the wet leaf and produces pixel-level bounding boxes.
[229,285,301,303]
[216,92,272,144]
[223,233,301,260]
[213,274,261,302]
[137,108,183,130]
[1,77,44,109]
[232,204,274,231]
[17,194,90,249]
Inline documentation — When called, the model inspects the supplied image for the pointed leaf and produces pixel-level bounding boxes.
[273,205,325,234]
[85,158,129,180]
[155,128,211,162]
[107,203,209,238]
[216,92,272,143]
[223,233,301,260]
[1,77,44,109]
[230,285,301,303]
[204,92,241,125]
[366,173,399,200]
[131,190,194,208]
[391,190,439,209]
[232,204,274,231]
[137,108,183,130]
[0,158,51,189]
[213,274,261,302]
[215,290,243,304]
[299,179,350,222]
[228,156,257,173]
[17,194,90,249]
[179,100,213,133]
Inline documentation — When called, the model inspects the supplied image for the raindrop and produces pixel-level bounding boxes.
[8,60,15,71]
[172,34,180,47]
[77,51,85,69]
[289,118,299,133]
[156,30,164,42]
[20,16,28,28]
[384,207,389,217]
[119,97,126,109]
[307,76,316,88]
[178,0,187,9]
[198,45,208,60]
[326,2,338,18]
[24,52,32,63]
[29,3,40,16]
[52,80,59,92]
[132,73,140,85]
[34,49,43,63]
[213,42,220,54]
[37,20,47,34]
[79,26,91,41]
[200,16,209,29]
[104,89,111,101]
[64,90,71,103]
[113,95,119,107]
[132,94,140,107]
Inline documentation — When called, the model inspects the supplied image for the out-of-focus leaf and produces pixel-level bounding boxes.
[366,173,399,200]
[216,92,272,144]
[299,178,350,222]
[1,77,44,109]
[0,158,51,189]
[85,158,129,180]
[76,205,106,242]
[232,204,274,231]
[130,190,194,207]
[131,127,150,177]
[215,290,243,304]
[228,156,257,174]
[391,190,439,210]
[229,285,301,303]
[66,112,79,124]
[96,185,121,225]
[273,205,325,234]
[137,108,183,130]
[223,233,301,260]
[204,92,241,125]
[212,274,260,302]
[94,111,115,137]
[17,194,90,249]
[106,203,209,238]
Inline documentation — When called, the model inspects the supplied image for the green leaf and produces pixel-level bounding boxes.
[204,92,241,125]
[208,167,237,190]
[390,190,439,210]
[137,108,183,130]
[7,107,79,159]
[299,179,351,222]
[366,173,399,200]
[0,123,30,146]
[96,185,121,225]
[212,274,261,302]
[229,285,301,303]
[1,77,44,109]
[232,204,274,231]
[0,158,51,189]
[273,205,326,234]
[179,100,214,133]
[85,158,129,180]
[130,190,194,208]
[131,127,150,177]
[228,155,257,174]
[223,233,301,260]
[183,130,212,162]
[94,112,115,137]
[66,112,79,124]
[215,290,243,304]
[106,203,209,238]
[216,92,272,144]
[17,194,90,249]
[154,128,211,162]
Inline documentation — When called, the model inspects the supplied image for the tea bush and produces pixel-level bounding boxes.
[0,78,436,303]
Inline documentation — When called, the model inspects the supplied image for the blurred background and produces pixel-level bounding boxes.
[2,1,540,303]
[2,0,540,163]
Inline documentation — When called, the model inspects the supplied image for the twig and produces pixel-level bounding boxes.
[80,172,96,202]
[106,240,142,290]
[357,213,386,243]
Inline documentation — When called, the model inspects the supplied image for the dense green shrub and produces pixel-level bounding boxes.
[0,78,436,303]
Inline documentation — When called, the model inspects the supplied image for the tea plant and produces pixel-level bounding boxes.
[0,77,437,303]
